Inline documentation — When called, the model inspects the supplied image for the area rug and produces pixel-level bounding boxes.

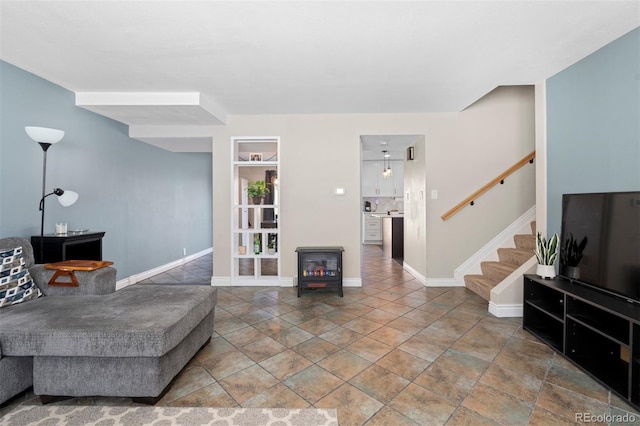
[0,405,339,426]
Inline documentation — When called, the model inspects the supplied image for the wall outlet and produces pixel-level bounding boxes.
[182,248,187,256]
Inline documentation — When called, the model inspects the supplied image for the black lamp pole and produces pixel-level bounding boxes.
[38,142,52,263]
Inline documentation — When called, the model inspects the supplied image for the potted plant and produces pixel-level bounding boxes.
[267,241,276,255]
[560,233,588,279]
[246,180,269,205]
[535,232,559,279]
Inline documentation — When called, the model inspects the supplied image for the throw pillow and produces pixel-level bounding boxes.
[0,246,42,308]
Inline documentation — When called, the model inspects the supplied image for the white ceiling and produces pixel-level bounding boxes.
[361,135,421,161]
[1,1,638,152]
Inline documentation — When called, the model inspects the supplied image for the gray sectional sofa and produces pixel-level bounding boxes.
[0,237,217,405]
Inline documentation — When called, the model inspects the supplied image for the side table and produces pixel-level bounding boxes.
[31,231,105,264]
[45,260,114,287]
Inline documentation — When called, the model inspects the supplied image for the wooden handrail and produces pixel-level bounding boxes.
[441,150,536,221]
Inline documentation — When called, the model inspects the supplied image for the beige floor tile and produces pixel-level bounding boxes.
[388,383,458,425]
[316,383,384,426]
[349,364,410,404]
[375,348,431,381]
[462,383,533,425]
[292,337,340,363]
[398,335,449,362]
[241,383,310,409]
[367,325,413,347]
[413,363,476,404]
[319,326,363,347]
[240,335,288,363]
[343,317,384,335]
[317,349,372,381]
[346,336,393,362]
[219,364,279,404]
[200,349,256,380]
[445,406,500,426]
[534,382,609,422]
[282,365,344,404]
[259,349,313,381]
[167,382,238,408]
[364,406,420,426]
[478,364,543,404]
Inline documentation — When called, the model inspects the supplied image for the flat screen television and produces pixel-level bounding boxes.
[559,191,640,303]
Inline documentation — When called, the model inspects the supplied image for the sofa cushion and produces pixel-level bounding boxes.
[0,247,42,308]
[0,284,216,358]
[0,238,35,268]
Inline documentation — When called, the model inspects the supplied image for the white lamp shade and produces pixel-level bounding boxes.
[25,126,65,144]
[57,190,78,207]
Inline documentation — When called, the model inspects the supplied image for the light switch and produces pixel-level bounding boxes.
[335,187,345,196]
[431,190,438,199]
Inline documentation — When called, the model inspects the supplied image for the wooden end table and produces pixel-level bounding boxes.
[44,260,114,287]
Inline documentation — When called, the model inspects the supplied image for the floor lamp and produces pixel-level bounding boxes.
[25,126,79,262]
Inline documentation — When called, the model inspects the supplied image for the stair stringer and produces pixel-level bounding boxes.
[454,206,536,284]
[488,258,537,318]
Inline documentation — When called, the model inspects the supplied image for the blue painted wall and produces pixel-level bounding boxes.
[0,61,212,280]
[547,28,640,237]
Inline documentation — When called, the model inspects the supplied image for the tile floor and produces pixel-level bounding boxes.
[2,245,639,425]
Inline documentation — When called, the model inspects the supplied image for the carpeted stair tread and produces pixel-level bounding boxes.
[464,274,497,301]
[497,247,535,267]
[514,234,536,250]
[464,220,537,301]
[480,261,517,281]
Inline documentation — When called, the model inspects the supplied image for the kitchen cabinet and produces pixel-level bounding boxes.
[362,213,382,244]
[392,160,404,197]
[361,161,379,197]
[361,160,403,197]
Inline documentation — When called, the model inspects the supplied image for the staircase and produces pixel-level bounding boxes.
[465,222,536,301]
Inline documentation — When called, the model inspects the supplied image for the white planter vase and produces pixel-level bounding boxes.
[536,264,556,279]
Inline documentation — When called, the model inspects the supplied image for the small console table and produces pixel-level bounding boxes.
[31,231,105,264]
[45,260,114,287]
[296,247,344,297]
[523,274,640,409]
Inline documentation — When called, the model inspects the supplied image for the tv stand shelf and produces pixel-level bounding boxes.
[523,274,640,409]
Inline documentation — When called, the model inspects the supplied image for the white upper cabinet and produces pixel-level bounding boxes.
[362,160,403,197]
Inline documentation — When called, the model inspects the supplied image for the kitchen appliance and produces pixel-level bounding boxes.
[364,201,371,212]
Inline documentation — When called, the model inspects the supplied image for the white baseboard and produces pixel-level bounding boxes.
[403,263,425,285]
[488,302,523,318]
[403,262,464,287]
[116,247,212,290]
[280,277,294,287]
[343,278,362,287]
[212,276,297,287]
[211,276,230,287]
[425,278,464,287]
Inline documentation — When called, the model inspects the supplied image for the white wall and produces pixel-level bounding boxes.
[210,86,535,284]
[404,137,427,280]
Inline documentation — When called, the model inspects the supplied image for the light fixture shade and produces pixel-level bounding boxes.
[25,126,65,144]
[57,190,78,207]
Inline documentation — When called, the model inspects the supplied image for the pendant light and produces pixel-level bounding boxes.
[382,150,392,179]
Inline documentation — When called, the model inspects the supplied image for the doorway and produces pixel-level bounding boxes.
[359,135,426,283]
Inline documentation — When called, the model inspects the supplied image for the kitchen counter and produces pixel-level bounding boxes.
[372,212,404,218]
[382,216,403,260]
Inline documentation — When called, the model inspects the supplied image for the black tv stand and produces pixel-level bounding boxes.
[523,274,640,409]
